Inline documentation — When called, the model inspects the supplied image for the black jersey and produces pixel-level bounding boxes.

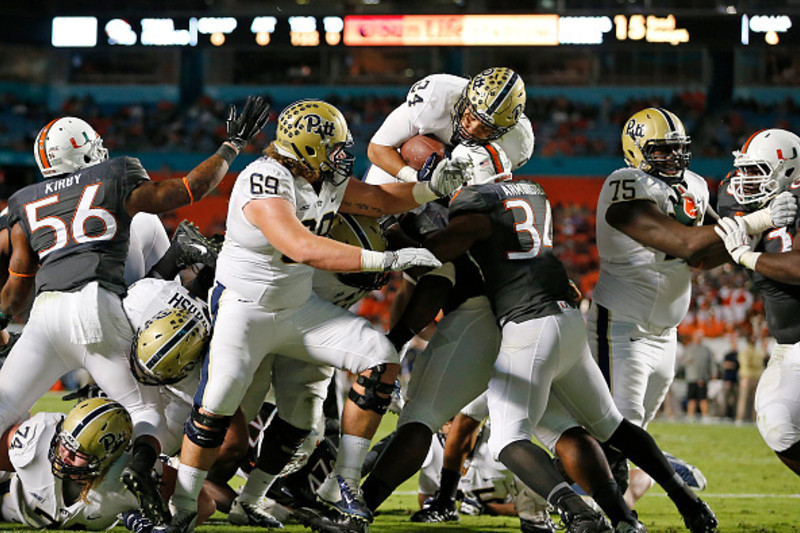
[717,176,800,344]
[7,156,148,295]
[449,180,578,326]
[401,201,486,314]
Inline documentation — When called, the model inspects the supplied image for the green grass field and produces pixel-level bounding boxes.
[26,393,800,533]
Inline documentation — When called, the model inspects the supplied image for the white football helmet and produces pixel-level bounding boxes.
[731,128,800,207]
[34,117,108,178]
[452,142,513,186]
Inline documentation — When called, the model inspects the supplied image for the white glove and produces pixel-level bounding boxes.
[768,191,797,228]
[714,216,760,269]
[429,156,474,197]
[361,248,442,272]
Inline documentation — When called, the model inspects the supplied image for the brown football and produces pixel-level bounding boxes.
[400,135,446,171]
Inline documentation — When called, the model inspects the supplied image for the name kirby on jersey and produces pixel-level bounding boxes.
[44,174,83,194]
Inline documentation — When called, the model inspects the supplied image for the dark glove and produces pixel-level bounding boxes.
[225,96,271,151]
[416,152,443,182]
[62,382,107,402]
[0,331,19,360]
[120,510,154,533]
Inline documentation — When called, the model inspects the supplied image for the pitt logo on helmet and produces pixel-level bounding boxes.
[300,114,336,139]
[625,120,646,141]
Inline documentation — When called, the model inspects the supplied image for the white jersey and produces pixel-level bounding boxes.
[592,168,710,328]
[1,412,138,530]
[312,270,371,310]
[366,74,534,185]
[216,156,348,310]
[125,213,170,286]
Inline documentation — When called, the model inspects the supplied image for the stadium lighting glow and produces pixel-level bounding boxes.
[52,17,98,47]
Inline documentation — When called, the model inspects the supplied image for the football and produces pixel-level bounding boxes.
[400,134,446,171]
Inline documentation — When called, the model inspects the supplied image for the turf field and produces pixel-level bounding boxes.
[25,392,800,533]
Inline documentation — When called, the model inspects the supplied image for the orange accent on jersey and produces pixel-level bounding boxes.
[36,118,59,170]
[450,188,463,203]
[484,143,503,174]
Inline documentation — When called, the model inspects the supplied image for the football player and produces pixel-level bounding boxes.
[0,96,270,524]
[714,128,800,480]
[157,99,471,533]
[414,176,719,533]
[0,398,216,530]
[364,67,533,185]
[587,108,796,504]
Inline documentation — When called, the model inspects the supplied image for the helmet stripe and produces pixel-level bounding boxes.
[146,314,202,370]
[36,118,59,170]
[654,108,677,132]
[71,401,120,440]
[485,72,520,117]
[339,213,372,250]
[741,129,766,154]
[483,144,504,174]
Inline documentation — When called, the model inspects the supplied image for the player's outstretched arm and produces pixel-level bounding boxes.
[716,216,800,284]
[606,200,728,268]
[127,96,270,217]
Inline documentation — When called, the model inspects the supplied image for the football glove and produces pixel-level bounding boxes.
[669,183,699,226]
[429,156,474,197]
[768,191,797,228]
[225,96,271,151]
[714,216,760,269]
[120,510,154,533]
[416,152,444,182]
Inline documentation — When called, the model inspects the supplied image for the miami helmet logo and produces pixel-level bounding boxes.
[70,131,92,149]
[625,120,645,142]
[301,114,335,139]
[777,146,798,161]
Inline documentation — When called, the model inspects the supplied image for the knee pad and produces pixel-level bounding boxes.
[348,364,396,415]
[184,405,231,449]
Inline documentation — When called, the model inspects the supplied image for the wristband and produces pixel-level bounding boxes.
[360,249,387,272]
[396,166,418,183]
[387,322,416,352]
[739,251,761,270]
[739,209,773,234]
[215,143,238,165]
[411,182,439,205]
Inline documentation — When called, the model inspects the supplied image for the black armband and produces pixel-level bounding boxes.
[215,143,238,165]
[386,321,416,352]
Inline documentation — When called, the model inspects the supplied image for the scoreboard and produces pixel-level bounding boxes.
[40,12,798,49]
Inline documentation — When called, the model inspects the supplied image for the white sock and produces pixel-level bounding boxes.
[238,468,278,504]
[334,434,371,488]
[172,464,208,513]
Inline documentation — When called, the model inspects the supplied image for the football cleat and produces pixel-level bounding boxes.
[559,508,613,533]
[682,499,719,533]
[172,220,218,270]
[120,466,171,525]
[151,510,197,533]
[664,452,707,491]
[316,474,373,524]
[614,519,647,532]
[410,495,459,523]
[521,515,559,533]
[228,497,284,528]
[294,505,368,533]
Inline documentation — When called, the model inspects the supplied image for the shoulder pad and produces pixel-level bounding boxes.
[9,412,63,469]
[449,185,492,217]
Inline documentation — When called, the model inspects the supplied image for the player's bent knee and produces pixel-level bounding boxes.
[348,364,396,415]
[758,404,800,453]
[185,405,232,449]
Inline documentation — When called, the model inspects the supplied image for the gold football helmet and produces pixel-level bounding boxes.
[453,67,526,145]
[275,100,355,185]
[50,398,132,482]
[731,128,800,207]
[328,213,390,291]
[621,107,691,183]
[131,308,208,386]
